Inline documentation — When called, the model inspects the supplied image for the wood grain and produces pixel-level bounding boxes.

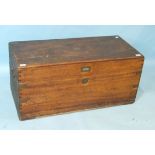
[9,36,144,120]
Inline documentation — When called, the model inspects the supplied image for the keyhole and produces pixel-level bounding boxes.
[82,78,89,84]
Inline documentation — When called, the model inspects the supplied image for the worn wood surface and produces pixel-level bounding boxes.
[9,36,144,120]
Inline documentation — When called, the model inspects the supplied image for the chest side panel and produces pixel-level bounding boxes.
[9,45,21,118]
[18,58,144,120]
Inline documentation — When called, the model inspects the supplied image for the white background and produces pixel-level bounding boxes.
[0,0,155,154]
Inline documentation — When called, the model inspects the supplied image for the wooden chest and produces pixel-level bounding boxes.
[9,36,144,120]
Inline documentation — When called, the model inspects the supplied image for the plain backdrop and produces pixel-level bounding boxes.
[0,25,155,129]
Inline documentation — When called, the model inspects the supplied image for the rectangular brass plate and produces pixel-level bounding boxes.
[81,66,91,72]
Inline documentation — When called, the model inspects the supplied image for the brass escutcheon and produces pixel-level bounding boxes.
[81,78,89,84]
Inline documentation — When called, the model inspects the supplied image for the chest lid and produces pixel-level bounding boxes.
[9,35,144,68]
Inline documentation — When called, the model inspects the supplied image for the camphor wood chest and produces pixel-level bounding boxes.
[9,36,144,120]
